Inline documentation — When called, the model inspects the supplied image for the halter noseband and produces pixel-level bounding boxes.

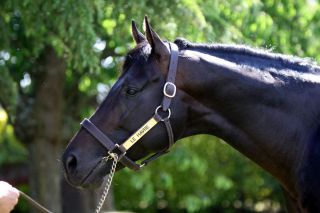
[80,42,179,170]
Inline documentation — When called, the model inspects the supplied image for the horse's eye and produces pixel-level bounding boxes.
[126,88,138,96]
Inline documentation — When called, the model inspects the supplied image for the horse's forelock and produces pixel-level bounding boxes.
[122,41,151,74]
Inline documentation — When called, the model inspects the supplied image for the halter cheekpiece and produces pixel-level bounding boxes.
[80,42,179,170]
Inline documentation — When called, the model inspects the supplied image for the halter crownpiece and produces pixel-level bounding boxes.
[81,42,179,170]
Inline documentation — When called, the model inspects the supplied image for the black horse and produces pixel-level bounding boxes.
[63,17,320,213]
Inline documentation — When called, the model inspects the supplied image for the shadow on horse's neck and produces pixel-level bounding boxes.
[176,47,320,198]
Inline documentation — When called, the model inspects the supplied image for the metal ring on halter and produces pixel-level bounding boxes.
[102,155,114,162]
[155,105,171,121]
[107,143,126,160]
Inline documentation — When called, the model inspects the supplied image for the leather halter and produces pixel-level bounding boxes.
[81,42,179,170]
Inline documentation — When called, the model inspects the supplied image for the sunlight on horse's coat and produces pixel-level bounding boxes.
[63,18,320,213]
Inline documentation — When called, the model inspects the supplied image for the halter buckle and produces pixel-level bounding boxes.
[108,144,126,160]
[163,82,176,98]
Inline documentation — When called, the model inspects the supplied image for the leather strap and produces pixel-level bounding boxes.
[80,42,179,170]
[81,119,140,170]
[164,120,174,148]
[19,190,53,213]
[162,43,179,111]
[140,150,169,167]
[81,119,117,151]
[119,155,140,170]
[139,119,174,166]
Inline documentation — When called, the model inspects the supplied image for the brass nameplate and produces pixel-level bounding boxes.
[121,116,159,150]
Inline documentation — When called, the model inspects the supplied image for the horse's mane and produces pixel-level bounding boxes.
[122,38,320,75]
[174,38,320,73]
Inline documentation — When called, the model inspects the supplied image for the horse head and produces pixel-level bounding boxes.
[62,17,188,188]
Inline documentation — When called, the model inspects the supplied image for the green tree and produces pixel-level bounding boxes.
[0,0,104,212]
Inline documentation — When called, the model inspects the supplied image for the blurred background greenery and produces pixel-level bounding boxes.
[0,0,320,212]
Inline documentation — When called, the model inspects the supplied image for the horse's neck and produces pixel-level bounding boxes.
[177,49,319,196]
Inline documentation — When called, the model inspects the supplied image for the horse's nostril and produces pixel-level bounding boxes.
[65,154,78,173]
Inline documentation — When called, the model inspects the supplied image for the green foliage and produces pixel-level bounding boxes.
[199,0,320,60]
[114,136,282,212]
[0,109,27,165]
[1,0,103,70]
[0,66,17,117]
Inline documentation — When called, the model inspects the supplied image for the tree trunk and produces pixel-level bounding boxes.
[15,46,116,213]
[27,46,65,213]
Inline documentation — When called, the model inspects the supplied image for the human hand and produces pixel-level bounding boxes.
[0,181,20,213]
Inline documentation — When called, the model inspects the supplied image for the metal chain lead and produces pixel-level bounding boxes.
[94,154,118,213]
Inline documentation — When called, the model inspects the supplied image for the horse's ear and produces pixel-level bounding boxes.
[131,20,146,44]
[144,16,169,58]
